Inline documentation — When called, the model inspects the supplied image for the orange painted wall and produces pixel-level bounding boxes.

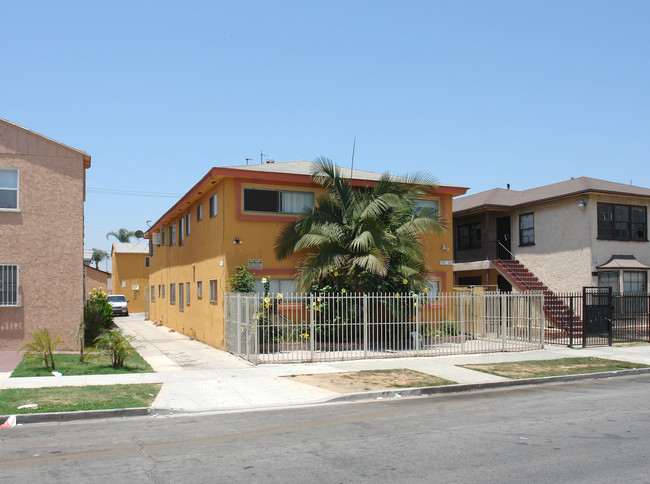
[111,252,149,312]
[147,172,460,350]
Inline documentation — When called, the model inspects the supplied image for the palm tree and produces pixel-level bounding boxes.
[106,228,136,243]
[90,248,109,269]
[274,157,444,293]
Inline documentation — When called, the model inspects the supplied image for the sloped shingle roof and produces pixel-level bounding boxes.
[454,177,650,215]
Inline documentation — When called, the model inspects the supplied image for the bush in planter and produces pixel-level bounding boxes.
[228,266,257,293]
[84,288,113,347]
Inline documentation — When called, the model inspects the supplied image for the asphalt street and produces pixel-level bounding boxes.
[1,374,650,483]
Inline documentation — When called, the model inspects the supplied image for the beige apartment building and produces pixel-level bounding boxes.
[0,119,90,350]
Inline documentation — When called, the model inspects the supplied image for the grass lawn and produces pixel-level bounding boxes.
[11,352,154,377]
[0,384,162,415]
[461,357,649,379]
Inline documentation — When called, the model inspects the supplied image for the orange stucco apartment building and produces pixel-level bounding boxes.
[0,119,90,350]
[145,161,467,350]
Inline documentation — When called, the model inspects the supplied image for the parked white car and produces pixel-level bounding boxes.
[108,294,129,316]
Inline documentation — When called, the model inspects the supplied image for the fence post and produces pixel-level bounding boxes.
[363,294,368,359]
[569,295,574,348]
[460,292,466,354]
[236,293,241,356]
[310,293,315,361]
[415,293,420,357]
[501,294,507,351]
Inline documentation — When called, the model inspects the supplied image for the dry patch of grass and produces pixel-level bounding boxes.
[285,369,455,393]
[461,357,648,379]
[0,383,161,415]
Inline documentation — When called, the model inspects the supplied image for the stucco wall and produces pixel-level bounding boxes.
[0,121,87,350]
[84,265,109,297]
[111,251,149,313]
[147,174,458,350]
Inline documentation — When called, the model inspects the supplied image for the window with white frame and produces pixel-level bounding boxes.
[414,200,439,216]
[0,264,19,306]
[169,225,176,246]
[598,271,619,292]
[186,282,190,305]
[179,282,184,310]
[624,271,647,293]
[210,279,218,302]
[254,278,296,296]
[425,279,441,300]
[197,281,203,298]
[170,283,176,304]
[197,203,203,221]
[209,194,217,218]
[0,168,18,210]
[185,213,190,235]
[243,188,314,214]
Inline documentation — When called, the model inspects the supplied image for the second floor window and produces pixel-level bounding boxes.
[210,194,217,218]
[243,188,314,214]
[179,218,184,246]
[0,168,18,210]
[598,203,647,241]
[519,213,535,246]
[457,223,481,250]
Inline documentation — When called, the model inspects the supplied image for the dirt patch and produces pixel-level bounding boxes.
[284,369,454,393]
[462,357,648,379]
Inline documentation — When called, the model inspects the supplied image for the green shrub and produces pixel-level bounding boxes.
[84,287,113,346]
[94,329,136,368]
[228,266,257,293]
[20,328,64,371]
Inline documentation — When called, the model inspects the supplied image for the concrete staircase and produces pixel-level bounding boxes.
[493,259,582,338]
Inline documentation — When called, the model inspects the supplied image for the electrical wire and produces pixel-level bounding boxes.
[87,187,182,198]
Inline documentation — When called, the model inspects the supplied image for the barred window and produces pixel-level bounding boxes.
[0,264,19,306]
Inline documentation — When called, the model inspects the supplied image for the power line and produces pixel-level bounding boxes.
[87,187,182,198]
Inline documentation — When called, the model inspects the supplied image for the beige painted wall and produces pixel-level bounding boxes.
[111,251,149,313]
[0,121,87,350]
[85,265,109,296]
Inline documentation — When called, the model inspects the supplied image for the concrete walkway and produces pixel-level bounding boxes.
[3,313,650,414]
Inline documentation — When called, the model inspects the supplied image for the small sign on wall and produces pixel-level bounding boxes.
[439,260,454,266]
[122,281,126,288]
[132,284,140,290]
[248,259,263,270]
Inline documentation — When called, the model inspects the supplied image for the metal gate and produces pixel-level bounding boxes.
[582,286,613,346]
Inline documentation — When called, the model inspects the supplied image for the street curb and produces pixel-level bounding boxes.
[3,368,650,424]
[326,367,650,403]
[0,407,150,425]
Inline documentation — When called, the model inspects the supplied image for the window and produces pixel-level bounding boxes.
[414,200,439,216]
[210,279,218,302]
[150,285,155,302]
[457,223,481,250]
[169,225,176,245]
[519,213,535,246]
[0,168,18,210]
[179,283,184,310]
[0,264,19,306]
[162,231,166,246]
[598,203,647,241]
[149,239,154,256]
[178,218,184,246]
[158,285,162,298]
[186,282,190,305]
[145,257,150,268]
[598,271,619,292]
[185,213,190,235]
[162,284,165,298]
[209,194,217,218]
[254,278,296,296]
[197,281,203,298]
[425,279,441,300]
[197,203,203,221]
[243,188,314,214]
[170,283,176,304]
[624,272,647,293]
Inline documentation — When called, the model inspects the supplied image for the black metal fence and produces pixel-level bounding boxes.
[545,292,649,347]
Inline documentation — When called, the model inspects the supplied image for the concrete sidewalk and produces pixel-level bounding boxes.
[3,313,650,414]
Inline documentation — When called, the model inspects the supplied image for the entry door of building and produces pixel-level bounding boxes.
[496,216,511,260]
